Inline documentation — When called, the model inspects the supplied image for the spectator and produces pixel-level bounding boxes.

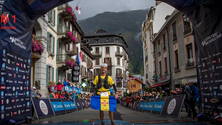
[188,82,198,119]
[126,96,130,107]
[60,92,66,99]
[72,91,76,100]
[49,91,55,98]
[65,91,70,99]
[54,81,64,92]
[37,91,42,97]
[31,87,40,99]
[156,92,160,98]
[54,92,59,98]
[63,78,69,86]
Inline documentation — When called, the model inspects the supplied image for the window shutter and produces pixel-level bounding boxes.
[46,65,49,85]
[57,15,60,31]
[47,32,50,51]
[48,11,51,21]
[53,36,55,54]
[52,67,54,82]
[56,68,58,83]
[53,10,55,26]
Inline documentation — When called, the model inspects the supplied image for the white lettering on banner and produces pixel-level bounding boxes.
[19,69,25,73]
[201,32,222,47]
[17,57,23,62]
[6,107,12,110]
[39,100,48,115]
[6,66,12,70]
[2,58,6,62]
[5,93,12,96]
[154,104,162,109]
[215,79,222,83]
[17,105,22,108]
[26,109,30,112]
[71,103,75,107]
[53,104,63,108]
[148,104,153,108]
[167,99,176,115]
[65,104,70,107]
[7,53,14,58]
[10,36,26,50]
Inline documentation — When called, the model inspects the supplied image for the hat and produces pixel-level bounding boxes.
[101,63,108,67]
[32,87,36,90]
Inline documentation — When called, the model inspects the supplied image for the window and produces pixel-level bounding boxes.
[107,68,112,75]
[158,40,161,53]
[104,57,111,66]
[172,22,177,41]
[48,66,52,82]
[122,59,124,66]
[187,44,194,66]
[159,61,162,76]
[94,69,100,76]
[175,50,179,70]
[106,38,109,42]
[131,84,136,88]
[96,47,99,53]
[116,39,119,43]
[183,15,191,34]
[49,34,53,52]
[96,58,100,65]
[117,58,120,65]
[164,58,167,74]
[117,47,120,53]
[117,82,122,87]
[82,54,85,62]
[163,34,166,50]
[106,47,109,54]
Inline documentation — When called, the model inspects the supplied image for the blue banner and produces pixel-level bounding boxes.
[70,101,77,109]
[139,102,144,110]
[147,101,154,113]
[144,102,149,111]
[63,101,72,112]
[152,101,164,112]
[50,99,65,115]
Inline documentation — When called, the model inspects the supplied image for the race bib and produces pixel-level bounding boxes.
[101,92,109,97]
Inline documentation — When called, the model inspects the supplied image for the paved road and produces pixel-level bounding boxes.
[29,104,208,125]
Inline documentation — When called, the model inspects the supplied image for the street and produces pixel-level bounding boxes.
[29,104,208,125]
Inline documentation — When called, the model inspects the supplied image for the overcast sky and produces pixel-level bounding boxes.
[69,0,155,20]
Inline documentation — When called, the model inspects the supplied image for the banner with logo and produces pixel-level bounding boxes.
[151,98,165,114]
[139,101,144,112]
[50,99,65,115]
[62,99,73,113]
[32,98,54,119]
[162,95,185,117]
[143,101,149,112]
[135,101,140,111]
[159,0,222,111]
[69,101,77,111]
[0,0,72,124]
[75,99,82,110]
[80,99,86,109]
[147,99,155,113]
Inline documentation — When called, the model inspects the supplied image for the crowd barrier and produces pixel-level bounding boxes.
[121,95,185,117]
[31,98,90,119]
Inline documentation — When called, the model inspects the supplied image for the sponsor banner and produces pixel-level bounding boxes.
[50,99,65,115]
[143,101,149,111]
[32,98,54,119]
[62,99,72,113]
[151,98,165,114]
[80,99,86,109]
[139,101,145,111]
[75,99,82,110]
[69,101,77,111]
[162,95,185,117]
[147,99,155,113]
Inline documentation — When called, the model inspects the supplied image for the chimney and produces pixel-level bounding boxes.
[156,1,161,5]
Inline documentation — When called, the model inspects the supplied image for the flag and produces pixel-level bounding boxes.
[76,52,82,64]
[91,96,117,112]
[75,5,82,14]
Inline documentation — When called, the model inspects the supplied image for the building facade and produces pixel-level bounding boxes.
[129,75,143,93]
[84,29,130,97]
[31,3,93,96]
[151,10,197,90]
[142,2,174,87]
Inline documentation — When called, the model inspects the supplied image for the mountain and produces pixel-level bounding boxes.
[77,9,149,75]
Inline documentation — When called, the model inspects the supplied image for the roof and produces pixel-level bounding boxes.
[129,75,143,84]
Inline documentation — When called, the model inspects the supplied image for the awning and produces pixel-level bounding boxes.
[151,81,169,88]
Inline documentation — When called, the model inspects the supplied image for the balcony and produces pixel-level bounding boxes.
[57,25,69,35]
[116,74,123,78]
[57,4,73,20]
[124,54,127,60]
[184,28,192,36]
[115,51,123,57]
[66,45,78,56]
[31,52,41,59]
[186,59,195,69]
[92,51,102,57]
[87,62,93,70]
[56,54,70,64]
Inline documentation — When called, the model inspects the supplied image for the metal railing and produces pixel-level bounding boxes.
[56,54,70,62]
[184,28,192,36]
[57,25,69,34]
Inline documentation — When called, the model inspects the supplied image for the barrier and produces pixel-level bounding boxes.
[161,95,185,117]
[80,99,86,109]
[139,101,145,112]
[62,99,76,113]
[147,99,155,113]
[50,99,66,115]
[143,101,149,112]
[151,98,166,114]
[32,98,54,119]
[75,99,82,110]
